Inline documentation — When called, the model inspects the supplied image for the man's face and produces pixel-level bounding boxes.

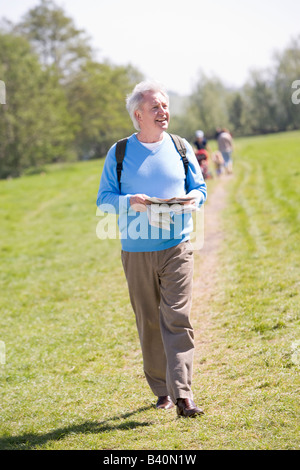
[136,91,170,132]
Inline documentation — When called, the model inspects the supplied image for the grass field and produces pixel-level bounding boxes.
[0,131,299,450]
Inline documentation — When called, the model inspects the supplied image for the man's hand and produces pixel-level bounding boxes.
[179,194,196,207]
[130,194,148,212]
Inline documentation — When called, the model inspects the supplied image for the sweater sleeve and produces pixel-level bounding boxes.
[184,140,207,207]
[96,143,132,215]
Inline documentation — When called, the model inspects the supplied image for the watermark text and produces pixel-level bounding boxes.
[96,202,204,251]
[0,341,5,365]
[0,81,6,104]
[291,80,300,104]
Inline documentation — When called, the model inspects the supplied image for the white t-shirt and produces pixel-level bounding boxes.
[138,134,165,151]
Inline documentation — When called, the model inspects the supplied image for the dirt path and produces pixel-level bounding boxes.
[192,175,232,345]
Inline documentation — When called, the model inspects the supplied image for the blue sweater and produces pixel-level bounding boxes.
[96,133,207,252]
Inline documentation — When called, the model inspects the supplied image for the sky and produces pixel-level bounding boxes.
[2,0,300,95]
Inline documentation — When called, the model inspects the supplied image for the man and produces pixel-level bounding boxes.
[97,80,207,417]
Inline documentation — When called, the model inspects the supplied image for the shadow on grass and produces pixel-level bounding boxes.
[0,405,153,450]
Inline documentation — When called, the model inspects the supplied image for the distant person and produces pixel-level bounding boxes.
[194,130,207,151]
[97,80,206,417]
[216,128,233,173]
[211,151,224,176]
[193,130,212,180]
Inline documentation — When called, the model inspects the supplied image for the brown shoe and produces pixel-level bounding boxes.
[176,398,204,417]
[156,396,175,410]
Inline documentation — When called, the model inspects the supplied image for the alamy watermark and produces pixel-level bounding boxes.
[96,202,205,251]
[291,340,300,366]
[291,80,300,104]
[0,80,6,104]
[0,341,5,365]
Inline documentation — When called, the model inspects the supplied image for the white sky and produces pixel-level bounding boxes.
[2,0,300,95]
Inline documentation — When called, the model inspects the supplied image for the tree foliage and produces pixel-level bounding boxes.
[65,61,142,158]
[273,36,300,131]
[15,0,93,79]
[0,0,142,178]
[183,36,300,139]
[0,32,75,178]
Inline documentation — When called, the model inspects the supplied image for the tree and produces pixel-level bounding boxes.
[241,69,277,134]
[187,72,231,138]
[65,61,143,158]
[14,0,144,159]
[273,35,300,131]
[228,92,243,135]
[16,0,93,79]
[0,32,75,178]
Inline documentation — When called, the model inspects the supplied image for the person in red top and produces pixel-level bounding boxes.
[193,130,212,179]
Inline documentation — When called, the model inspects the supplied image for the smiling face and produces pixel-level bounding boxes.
[135,90,170,142]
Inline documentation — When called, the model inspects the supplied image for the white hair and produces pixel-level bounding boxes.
[126,80,169,131]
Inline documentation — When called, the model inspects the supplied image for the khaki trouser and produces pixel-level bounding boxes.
[121,241,195,404]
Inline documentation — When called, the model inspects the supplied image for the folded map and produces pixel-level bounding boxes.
[145,196,196,205]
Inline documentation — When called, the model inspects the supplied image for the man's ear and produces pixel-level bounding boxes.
[135,110,142,122]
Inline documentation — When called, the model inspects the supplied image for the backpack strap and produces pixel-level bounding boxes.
[169,134,189,189]
[115,138,128,191]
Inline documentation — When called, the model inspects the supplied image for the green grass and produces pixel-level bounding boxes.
[0,132,299,450]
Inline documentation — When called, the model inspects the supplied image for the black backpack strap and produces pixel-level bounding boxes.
[169,134,189,189]
[115,138,128,191]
